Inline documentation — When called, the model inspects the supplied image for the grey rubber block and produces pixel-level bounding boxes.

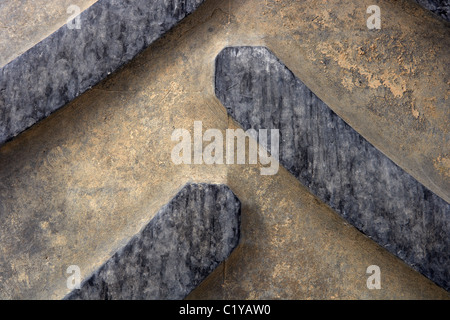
[413,0,450,21]
[0,0,204,147]
[64,183,240,300]
[215,46,450,291]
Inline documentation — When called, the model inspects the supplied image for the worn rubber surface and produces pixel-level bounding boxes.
[0,0,448,299]
[0,0,204,146]
[65,183,240,300]
[215,46,450,291]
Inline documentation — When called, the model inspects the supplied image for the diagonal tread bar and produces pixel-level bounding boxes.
[215,46,450,291]
[65,183,241,300]
[0,0,205,147]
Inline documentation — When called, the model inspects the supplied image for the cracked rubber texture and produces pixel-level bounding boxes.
[215,46,450,291]
[0,0,204,146]
[65,183,240,300]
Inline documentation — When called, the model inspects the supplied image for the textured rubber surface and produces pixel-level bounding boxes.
[0,0,204,146]
[413,0,450,21]
[1,0,448,300]
[66,183,241,300]
[215,46,450,291]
